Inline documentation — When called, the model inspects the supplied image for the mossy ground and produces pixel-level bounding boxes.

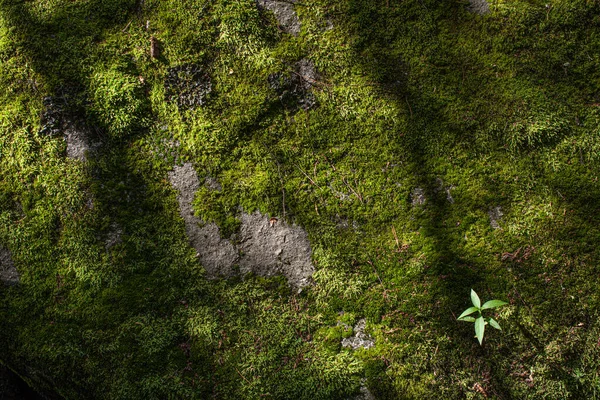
[1,0,600,398]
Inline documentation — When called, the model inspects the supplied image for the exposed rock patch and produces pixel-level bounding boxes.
[0,246,19,285]
[257,0,301,36]
[489,206,503,229]
[268,58,318,111]
[64,123,99,161]
[205,177,222,192]
[168,163,238,278]
[168,163,314,286]
[411,187,426,206]
[164,64,212,111]
[39,96,64,136]
[468,0,490,15]
[39,95,100,161]
[237,212,314,288]
[341,319,374,350]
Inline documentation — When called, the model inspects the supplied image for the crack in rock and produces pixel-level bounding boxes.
[168,163,314,287]
[468,0,490,15]
[0,246,19,285]
[341,319,375,350]
[257,0,301,36]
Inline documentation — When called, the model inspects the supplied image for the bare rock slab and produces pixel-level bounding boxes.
[238,212,314,288]
[0,246,19,285]
[164,64,212,111]
[168,163,238,278]
[268,58,319,111]
[168,163,314,287]
[64,123,99,161]
[342,319,374,350]
[257,0,301,36]
[468,0,490,15]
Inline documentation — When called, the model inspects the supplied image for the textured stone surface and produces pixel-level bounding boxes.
[64,123,98,161]
[257,0,301,36]
[0,246,19,285]
[349,385,376,400]
[341,319,375,350]
[468,0,490,15]
[168,163,238,278]
[39,95,100,161]
[169,163,314,286]
[435,178,455,204]
[238,211,314,288]
[105,223,123,251]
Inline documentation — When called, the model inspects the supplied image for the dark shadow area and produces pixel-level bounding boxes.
[0,0,214,397]
[0,365,49,400]
[328,0,600,398]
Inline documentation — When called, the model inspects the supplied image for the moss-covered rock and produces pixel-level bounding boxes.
[1,0,600,398]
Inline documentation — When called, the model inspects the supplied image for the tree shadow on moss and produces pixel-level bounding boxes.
[334,0,600,398]
[0,1,217,397]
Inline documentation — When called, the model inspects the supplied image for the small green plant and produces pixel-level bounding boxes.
[458,289,508,345]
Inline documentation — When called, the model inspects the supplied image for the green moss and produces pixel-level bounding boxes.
[2,0,600,398]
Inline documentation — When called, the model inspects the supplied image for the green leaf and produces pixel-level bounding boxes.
[481,300,508,310]
[470,289,481,308]
[475,316,485,345]
[488,318,502,330]
[459,316,476,322]
[457,306,479,320]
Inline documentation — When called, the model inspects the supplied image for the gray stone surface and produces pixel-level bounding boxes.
[468,0,490,15]
[169,163,314,287]
[204,177,222,192]
[0,246,19,285]
[168,163,238,278]
[238,211,314,288]
[164,64,212,111]
[341,319,375,350]
[489,206,503,229]
[64,122,99,161]
[257,0,301,36]
[268,58,319,111]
